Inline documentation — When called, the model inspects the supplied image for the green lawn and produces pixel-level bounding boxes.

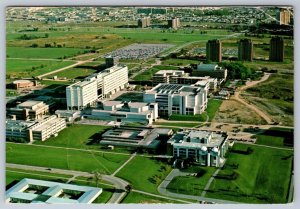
[205,143,293,203]
[6,142,129,175]
[34,124,109,150]
[167,167,216,196]
[121,191,182,204]
[6,168,72,186]
[255,127,294,148]
[169,99,222,122]
[6,59,75,77]
[161,58,200,66]
[114,92,144,102]
[116,156,172,194]
[46,67,97,79]
[133,65,179,81]
[7,47,86,59]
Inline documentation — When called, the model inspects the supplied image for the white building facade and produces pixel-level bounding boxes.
[66,80,98,110]
[85,65,128,99]
[168,130,229,167]
[90,101,158,125]
[143,84,208,116]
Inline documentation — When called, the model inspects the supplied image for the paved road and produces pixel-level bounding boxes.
[158,169,237,204]
[233,73,273,124]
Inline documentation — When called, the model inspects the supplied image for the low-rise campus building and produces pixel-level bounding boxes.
[192,64,227,84]
[100,126,173,151]
[153,70,217,91]
[167,130,229,167]
[143,83,208,116]
[90,101,158,124]
[7,100,49,121]
[6,178,102,204]
[6,115,66,142]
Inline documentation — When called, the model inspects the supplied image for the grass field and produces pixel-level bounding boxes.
[34,124,109,149]
[7,47,87,59]
[243,74,293,126]
[161,58,200,66]
[169,99,222,122]
[116,156,172,195]
[122,191,182,204]
[133,65,179,81]
[205,143,293,203]
[114,92,144,102]
[6,142,129,175]
[6,59,75,77]
[6,168,72,186]
[255,127,294,148]
[46,67,97,79]
[167,167,216,196]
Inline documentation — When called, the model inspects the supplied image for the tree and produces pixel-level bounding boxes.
[125,184,132,193]
[92,171,102,187]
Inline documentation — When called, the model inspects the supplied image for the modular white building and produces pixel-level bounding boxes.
[85,65,128,99]
[143,84,208,116]
[66,80,98,110]
[90,101,158,124]
[168,130,229,167]
[6,178,102,204]
[6,115,66,142]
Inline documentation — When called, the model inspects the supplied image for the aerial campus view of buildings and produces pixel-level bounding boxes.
[5,6,294,204]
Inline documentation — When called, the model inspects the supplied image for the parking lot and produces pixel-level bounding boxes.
[103,43,174,60]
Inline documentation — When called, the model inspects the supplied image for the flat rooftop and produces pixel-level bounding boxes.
[169,130,227,148]
[6,178,102,204]
[17,100,42,108]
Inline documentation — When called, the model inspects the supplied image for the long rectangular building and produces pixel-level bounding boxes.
[90,101,158,125]
[85,65,128,99]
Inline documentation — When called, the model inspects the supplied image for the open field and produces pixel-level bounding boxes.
[34,124,109,149]
[6,59,75,78]
[122,191,182,204]
[255,127,293,148]
[242,73,293,126]
[167,167,216,196]
[161,58,200,66]
[213,99,267,125]
[133,65,179,81]
[7,47,87,59]
[205,143,293,203]
[114,92,144,102]
[45,67,97,79]
[6,168,72,186]
[6,143,129,175]
[169,99,222,122]
[116,156,172,195]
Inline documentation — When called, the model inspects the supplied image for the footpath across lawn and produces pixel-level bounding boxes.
[116,156,172,195]
[205,143,293,203]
